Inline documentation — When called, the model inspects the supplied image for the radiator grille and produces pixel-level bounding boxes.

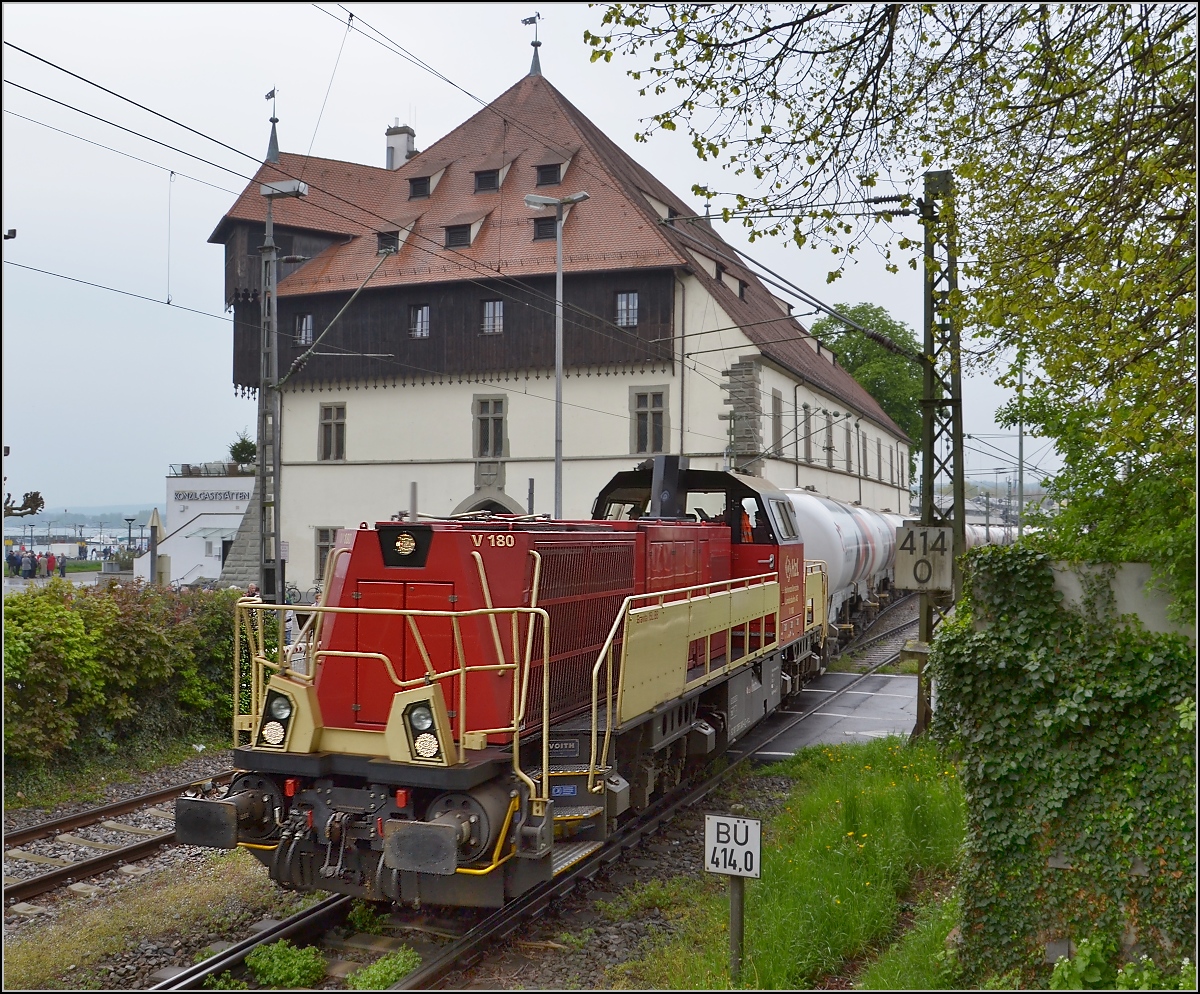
[525,541,635,723]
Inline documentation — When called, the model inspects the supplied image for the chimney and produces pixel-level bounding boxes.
[385,119,417,170]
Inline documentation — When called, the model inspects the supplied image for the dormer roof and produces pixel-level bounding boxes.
[213,73,906,439]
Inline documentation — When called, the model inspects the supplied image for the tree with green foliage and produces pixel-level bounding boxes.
[228,429,256,466]
[585,4,1195,613]
[809,303,922,469]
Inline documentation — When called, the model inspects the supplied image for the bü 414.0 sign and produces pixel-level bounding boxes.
[704,814,761,878]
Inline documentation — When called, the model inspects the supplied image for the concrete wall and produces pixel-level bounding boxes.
[1051,562,1194,640]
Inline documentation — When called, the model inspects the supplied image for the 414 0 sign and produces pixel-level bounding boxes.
[894,524,953,592]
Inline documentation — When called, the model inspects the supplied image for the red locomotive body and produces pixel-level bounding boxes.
[316,519,740,738]
[177,461,826,908]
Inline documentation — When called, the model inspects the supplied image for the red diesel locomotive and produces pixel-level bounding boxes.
[178,459,830,907]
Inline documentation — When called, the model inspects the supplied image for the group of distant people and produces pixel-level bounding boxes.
[6,550,69,579]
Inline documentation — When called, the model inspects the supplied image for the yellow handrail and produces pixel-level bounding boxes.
[587,571,779,793]
[234,597,551,804]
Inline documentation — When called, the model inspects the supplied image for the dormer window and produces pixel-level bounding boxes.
[445,225,471,248]
[536,163,561,186]
[474,169,500,193]
[533,216,557,241]
[377,231,399,254]
[409,176,430,199]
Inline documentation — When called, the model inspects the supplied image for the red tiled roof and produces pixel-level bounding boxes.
[212,74,905,439]
[208,154,392,243]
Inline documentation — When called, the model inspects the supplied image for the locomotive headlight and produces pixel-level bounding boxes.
[408,705,434,733]
[269,696,293,721]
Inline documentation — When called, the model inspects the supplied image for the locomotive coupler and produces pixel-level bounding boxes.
[319,811,352,879]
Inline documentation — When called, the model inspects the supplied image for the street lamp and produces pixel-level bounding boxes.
[525,190,590,519]
[124,516,136,550]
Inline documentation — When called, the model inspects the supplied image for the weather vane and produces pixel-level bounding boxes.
[522,12,542,42]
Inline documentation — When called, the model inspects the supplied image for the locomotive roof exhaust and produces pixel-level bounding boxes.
[648,455,689,519]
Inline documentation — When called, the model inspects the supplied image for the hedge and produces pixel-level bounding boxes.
[3,579,240,766]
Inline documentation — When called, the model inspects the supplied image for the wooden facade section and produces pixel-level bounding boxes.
[231,261,675,389]
[224,223,344,306]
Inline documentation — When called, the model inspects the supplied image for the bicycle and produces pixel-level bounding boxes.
[283,581,303,605]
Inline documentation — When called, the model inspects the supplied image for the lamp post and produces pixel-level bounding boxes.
[525,190,590,519]
[124,516,135,550]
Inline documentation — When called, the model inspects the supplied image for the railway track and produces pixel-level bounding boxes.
[160,640,917,991]
[3,771,235,904]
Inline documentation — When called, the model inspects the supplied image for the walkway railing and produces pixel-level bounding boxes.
[231,549,551,807]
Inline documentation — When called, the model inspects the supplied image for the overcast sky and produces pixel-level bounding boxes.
[1,3,1055,511]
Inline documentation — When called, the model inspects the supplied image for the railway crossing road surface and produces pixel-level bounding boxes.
[735,672,919,761]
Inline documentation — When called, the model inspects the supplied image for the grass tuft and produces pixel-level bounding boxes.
[345,947,422,989]
[611,738,965,989]
[346,899,390,936]
[855,891,961,989]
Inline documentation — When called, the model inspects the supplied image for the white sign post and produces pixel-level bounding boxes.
[894,524,953,592]
[705,813,761,981]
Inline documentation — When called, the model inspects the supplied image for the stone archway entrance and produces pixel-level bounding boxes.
[451,488,526,516]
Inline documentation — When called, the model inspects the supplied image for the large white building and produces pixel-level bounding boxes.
[213,56,910,588]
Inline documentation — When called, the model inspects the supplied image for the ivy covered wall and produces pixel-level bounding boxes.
[929,546,1195,983]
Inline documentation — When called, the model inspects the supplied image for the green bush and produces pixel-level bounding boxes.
[244,939,326,988]
[3,581,239,767]
[345,947,421,989]
[1048,940,1196,991]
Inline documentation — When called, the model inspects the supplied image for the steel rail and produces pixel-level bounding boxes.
[4,833,175,903]
[3,770,237,903]
[148,894,353,990]
[4,770,236,846]
[848,617,920,657]
[838,592,918,656]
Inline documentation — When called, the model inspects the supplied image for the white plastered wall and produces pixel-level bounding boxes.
[674,272,910,513]
[278,368,683,584]
[275,269,913,583]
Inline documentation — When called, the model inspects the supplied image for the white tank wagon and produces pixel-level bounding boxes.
[784,491,1019,639]
[782,492,905,630]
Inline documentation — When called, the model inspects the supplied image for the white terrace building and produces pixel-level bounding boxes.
[213,56,910,587]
